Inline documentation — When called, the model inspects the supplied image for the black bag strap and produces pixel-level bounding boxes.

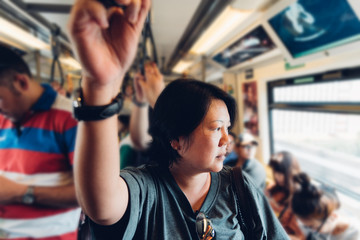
[231,166,254,239]
[278,203,289,221]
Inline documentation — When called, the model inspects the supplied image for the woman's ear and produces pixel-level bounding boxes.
[170,139,181,151]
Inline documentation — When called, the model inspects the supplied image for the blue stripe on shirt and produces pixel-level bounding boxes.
[0,126,76,154]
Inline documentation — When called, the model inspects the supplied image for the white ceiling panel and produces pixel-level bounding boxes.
[20,0,201,67]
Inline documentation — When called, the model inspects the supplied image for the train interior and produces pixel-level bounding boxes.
[1,0,360,229]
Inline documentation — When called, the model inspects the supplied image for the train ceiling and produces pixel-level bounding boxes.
[0,0,279,81]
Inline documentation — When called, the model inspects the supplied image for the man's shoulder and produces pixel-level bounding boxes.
[51,94,73,113]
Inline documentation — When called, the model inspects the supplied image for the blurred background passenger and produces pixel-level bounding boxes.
[266,151,304,239]
[50,80,68,97]
[223,131,238,164]
[120,63,165,169]
[292,173,360,240]
[121,75,135,114]
[227,132,266,189]
[130,63,164,150]
[118,112,138,169]
[118,110,131,140]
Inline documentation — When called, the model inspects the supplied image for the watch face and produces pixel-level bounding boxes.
[23,194,35,205]
[22,186,35,205]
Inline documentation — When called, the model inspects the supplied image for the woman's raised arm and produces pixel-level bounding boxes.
[68,0,150,225]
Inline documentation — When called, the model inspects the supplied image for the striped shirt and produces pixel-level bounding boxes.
[0,84,80,239]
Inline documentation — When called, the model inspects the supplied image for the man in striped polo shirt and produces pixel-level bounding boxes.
[0,44,80,239]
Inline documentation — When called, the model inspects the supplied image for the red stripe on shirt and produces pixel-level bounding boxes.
[0,149,72,174]
[68,152,74,165]
[0,110,77,133]
[0,205,77,219]
[22,109,77,133]
[0,116,13,129]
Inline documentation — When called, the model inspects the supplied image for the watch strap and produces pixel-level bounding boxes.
[132,95,148,107]
[73,91,124,121]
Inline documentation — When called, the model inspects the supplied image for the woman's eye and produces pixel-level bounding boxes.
[216,127,221,131]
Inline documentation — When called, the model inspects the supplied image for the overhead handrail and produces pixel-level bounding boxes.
[50,24,64,86]
[138,11,158,75]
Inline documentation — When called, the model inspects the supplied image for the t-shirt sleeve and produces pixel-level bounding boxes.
[90,167,156,240]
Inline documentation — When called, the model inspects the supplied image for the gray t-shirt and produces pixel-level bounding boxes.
[242,159,267,190]
[226,158,267,190]
[90,165,288,240]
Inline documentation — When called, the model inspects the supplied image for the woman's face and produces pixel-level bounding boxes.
[177,99,231,173]
[299,217,324,231]
[299,214,336,235]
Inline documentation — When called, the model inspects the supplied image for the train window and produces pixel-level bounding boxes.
[268,67,360,216]
[271,110,360,199]
[274,79,360,102]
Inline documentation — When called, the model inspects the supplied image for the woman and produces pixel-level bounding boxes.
[266,151,304,239]
[68,0,288,239]
[292,173,360,240]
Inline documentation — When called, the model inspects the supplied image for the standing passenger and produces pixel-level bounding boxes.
[68,0,289,239]
[0,45,80,239]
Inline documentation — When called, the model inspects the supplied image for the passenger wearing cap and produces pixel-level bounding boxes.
[223,131,238,164]
[230,132,267,189]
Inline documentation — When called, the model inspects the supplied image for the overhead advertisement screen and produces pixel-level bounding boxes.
[212,26,276,69]
[268,0,360,58]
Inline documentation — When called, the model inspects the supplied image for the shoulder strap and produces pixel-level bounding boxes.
[278,203,289,220]
[231,166,254,239]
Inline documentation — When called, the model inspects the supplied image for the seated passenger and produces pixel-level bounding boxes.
[68,1,289,238]
[266,151,304,239]
[292,173,360,240]
[227,132,267,189]
[223,131,238,164]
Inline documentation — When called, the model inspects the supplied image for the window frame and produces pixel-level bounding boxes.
[267,66,360,201]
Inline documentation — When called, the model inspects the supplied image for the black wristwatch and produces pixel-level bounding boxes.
[73,90,124,121]
[22,186,35,205]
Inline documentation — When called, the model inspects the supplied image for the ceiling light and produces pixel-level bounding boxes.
[173,60,194,74]
[190,6,251,55]
[0,17,49,50]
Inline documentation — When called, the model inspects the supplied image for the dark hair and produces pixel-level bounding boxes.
[148,79,237,167]
[118,115,130,127]
[121,73,133,95]
[0,44,32,86]
[292,172,340,220]
[268,151,300,204]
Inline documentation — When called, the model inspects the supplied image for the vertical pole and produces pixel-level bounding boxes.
[34,50,41,82]
[201,55,206,82]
